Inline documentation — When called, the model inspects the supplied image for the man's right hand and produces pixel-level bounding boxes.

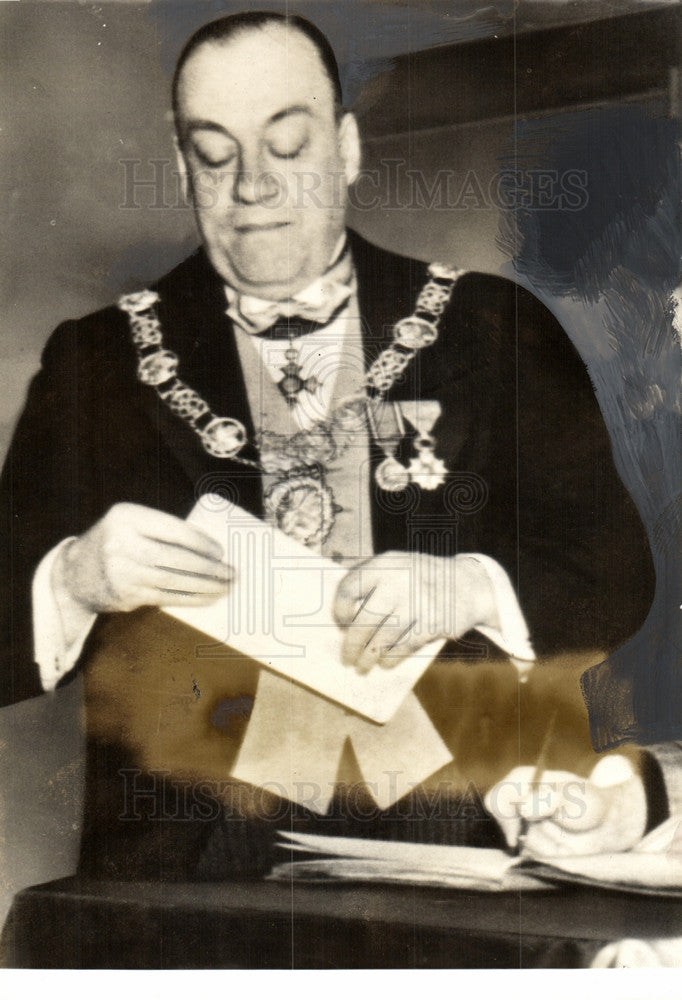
[53,502,234,614]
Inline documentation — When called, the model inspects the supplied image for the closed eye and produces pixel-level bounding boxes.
[199,151,237,168]
[265,116,310,159]
[189,130,238,168]
[267,138,309,160]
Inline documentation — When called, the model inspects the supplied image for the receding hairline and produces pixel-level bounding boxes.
[172,13,343,127]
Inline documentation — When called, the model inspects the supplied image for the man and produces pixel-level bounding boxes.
[0,12,668,880]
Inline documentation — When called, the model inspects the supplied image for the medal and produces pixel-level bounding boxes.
[408,444,448,490]
[369,400,448,492]
[264,474,336,547]
[277,341,323,407]
[366,400,407,492]
[200,417,248,459]
[375,456,411,492]
[401,402,447,489]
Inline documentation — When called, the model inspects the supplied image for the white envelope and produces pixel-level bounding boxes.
[162,496,445,724]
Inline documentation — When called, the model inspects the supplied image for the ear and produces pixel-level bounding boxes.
[173,134,191,202]
[338,113,361,187]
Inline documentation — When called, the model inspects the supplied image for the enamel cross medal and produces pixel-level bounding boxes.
[402,400,448,489]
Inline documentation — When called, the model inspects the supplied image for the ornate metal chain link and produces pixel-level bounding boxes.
[364,345,416,394]
[119,261,464,462]
[415,278,453,317]
[159,384,210,424]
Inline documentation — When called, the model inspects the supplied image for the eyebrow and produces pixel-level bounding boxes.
[184,119,230,136]
[268,105,313,125]
[183,105,313,139]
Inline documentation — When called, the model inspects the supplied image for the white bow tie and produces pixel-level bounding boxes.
[226,249,354,336]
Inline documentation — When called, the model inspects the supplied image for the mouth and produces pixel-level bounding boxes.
[234,221,291,234]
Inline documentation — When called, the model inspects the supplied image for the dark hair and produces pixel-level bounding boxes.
[172,10,343,128]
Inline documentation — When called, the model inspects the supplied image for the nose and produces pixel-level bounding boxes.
[233,150,282,206]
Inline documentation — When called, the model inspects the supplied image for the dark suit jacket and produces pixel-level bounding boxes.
[0,230,659,878]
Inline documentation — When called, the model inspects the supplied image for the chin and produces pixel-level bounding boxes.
[228,270,302,299]
[217,253,313,298]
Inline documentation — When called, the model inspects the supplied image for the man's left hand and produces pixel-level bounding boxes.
[333,551,497,673]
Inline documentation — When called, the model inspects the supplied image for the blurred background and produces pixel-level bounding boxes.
[1,0,679,461]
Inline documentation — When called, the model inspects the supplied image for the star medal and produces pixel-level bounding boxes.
[278,342,322,407]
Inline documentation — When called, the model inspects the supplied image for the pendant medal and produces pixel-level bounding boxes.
[264,474,336,547]
[375,456,411,492]
[278,345,322,407]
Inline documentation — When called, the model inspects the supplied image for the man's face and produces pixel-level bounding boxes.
[175,25,360,300]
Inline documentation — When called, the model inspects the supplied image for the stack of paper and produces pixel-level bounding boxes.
[269,831,551,891]
[269,819,682,896]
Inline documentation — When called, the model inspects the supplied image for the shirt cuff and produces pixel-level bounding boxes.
[32,537,97,692]
[645,743,682,820]
[463,553,536,679]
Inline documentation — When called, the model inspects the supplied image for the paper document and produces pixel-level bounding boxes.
[163,497,445,723]
[270,831,549,891]
[270,824,682,895]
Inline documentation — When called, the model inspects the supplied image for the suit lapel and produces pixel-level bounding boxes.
[351,230,445,402]
[352,230,421,370]
[350,232,431,550]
